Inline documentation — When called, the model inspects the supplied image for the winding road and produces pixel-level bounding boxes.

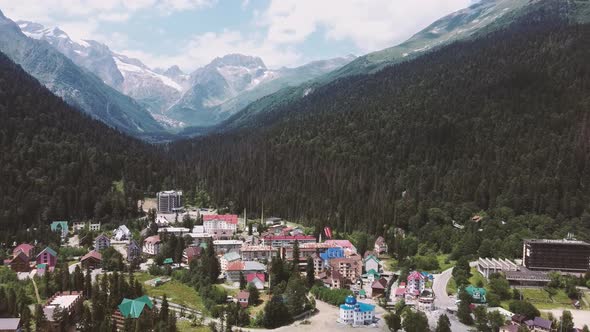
[433,267,455,309]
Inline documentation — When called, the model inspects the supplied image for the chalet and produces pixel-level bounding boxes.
[127,240,142,262]
[36,247,57,268]
[0,318,21,332]
[237,290,250,308]
[50,221,69,238]
[9,252,30,272]
[94,234,110,251]
[363,255,381,273]
[81,251,102,270]
[246,273,265,290]
[112,296,153,330]
[143,235,161,256]
[362,269,381,282]
[374,236,388,255]
[371,277,388,297]
[464,285,487,303]
[226,261,266,283]
[13,243,34,258]
[183,246,203,265]
[113,225,131,241]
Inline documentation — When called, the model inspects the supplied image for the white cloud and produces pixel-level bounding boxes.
[260,0,471,52]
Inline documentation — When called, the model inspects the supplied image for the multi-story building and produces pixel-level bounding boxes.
[94,234,110,251]
[157,191,183,213]
[262,235,316,248]
[226,261,266,283]
[213,240,243,255]
[36,247,57,268]
[127,240,142,262]
[42,291,84,331]
[143,235,162,256]
[523,239,590,272]
[374,236,388,255]
[406,271,426,296]
[240,245,278,261]
[158,227,191,237]
[477,257,518,279]
[339,296,375,326]
[203,214,239,237]
[329,255,362,285]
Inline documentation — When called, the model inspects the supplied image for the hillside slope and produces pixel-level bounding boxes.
[0,51,165,234]
[171,3,590,237]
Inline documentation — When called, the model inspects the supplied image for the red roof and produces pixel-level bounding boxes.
[144,235,161,244]
[324,240,355,249]
[395,288,406,296]
[13,243,34,256]
[226,261,245,271]
[10,251,29,263]
[81,250,102,261]
[237,290,250,300]
[184,246,202,258]
[407,271,425,281]
[399,282,406,287]
[372,278,388,289]
[246,273,265,283]
[263,235,315,241]
[203,214,238,224]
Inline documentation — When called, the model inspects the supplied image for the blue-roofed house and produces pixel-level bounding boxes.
[320,247,345,264]
[338,296,375,326]
[50,221,69,238]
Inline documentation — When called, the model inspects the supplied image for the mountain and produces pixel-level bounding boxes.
[16,20,186,125]
[0,12,165,138]
[166,54,354,127]
[170,0,590,240]
[0,49,164,231]
[219,0,587,129]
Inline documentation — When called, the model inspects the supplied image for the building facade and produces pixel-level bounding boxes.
[523,239,590,272]
[339,296,375,326]
[157,191,183,213]
[143,236,162,256]
[94,234,110,251]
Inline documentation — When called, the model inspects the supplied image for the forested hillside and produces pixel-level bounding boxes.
[0,52,165,240]
[171,6,590,250]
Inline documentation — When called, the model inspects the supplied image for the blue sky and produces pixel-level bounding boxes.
[0,0,472,71]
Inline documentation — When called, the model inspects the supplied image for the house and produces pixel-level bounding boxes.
[36,247,57,268]
[363,255,381,273]
[226,261,266,282]
[89,222,101,232]
[13,243,34,258]
[246,273,265,290]
[36,264,49,277]
[94,234,110,251]
[371,277,388,297]
[127,240,142,262]
[9,252,30,272]
[113,225,131,241]
[524,317,552,332]
[339,296,375,326]
[464,285,487,303]
[236,290,250,308]
[394,287,406,298]
[374,236,388,255]
[220,252,241,271]
[0,318,21,332]
[50,221,68,238]
[328,255,362,284]
[362,269,381,282]
[112,295,154,330]
[511,314,527,325]
[406,271,426,296]
[80,251,102,270]
[143,235,162,256]
[183,246,203,265]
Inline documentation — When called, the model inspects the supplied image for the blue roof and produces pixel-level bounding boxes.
[340,302,375,312]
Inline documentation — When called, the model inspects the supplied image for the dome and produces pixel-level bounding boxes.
[345,295,357,305]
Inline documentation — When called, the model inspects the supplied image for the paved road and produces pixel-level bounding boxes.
[433,267,454,309]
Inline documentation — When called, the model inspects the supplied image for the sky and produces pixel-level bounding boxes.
[0,0,472,71]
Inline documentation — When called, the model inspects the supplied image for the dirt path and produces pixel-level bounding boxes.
[31,276,41,304]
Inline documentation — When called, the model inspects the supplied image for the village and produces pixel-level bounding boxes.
[1,190,590,331]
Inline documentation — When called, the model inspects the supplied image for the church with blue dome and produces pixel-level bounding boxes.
[338,295,375,325]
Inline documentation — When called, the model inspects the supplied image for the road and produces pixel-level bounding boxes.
[433,267,454,308]
[541,309,590,328]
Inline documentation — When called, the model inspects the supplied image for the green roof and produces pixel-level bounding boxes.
[464,285,487,303]
[364,255,380,263]
[163,258,173,264]
[199,242,208,249]
[118,296,154,318]
[50,221,68,232]
[366,269,380,277]
[359,289,366,296]
[36,264,47,269]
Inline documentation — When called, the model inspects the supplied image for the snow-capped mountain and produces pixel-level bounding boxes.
[17,20,186,118]
[0,12,164,137]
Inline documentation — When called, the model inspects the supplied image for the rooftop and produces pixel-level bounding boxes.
[524,239,590,246]
[213,240,243,245]
[203,214,239,224]
[0,318,20,329]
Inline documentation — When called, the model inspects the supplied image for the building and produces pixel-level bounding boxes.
[523,239,590,272]
[94,234,110,251]
[371,277,388,297]
[89,222,101,232]
[524,317,552,331]
[158,227,191,237]
[246,273,265,290]
[113,225,131,241]
[226,261,266,282]
[362,269,381,282]
[9,252,30,272]
[42,291,84,332]
[80,251,102,270]
[363,255,381,273]
[157,190,183,213]
[464,285,487,303]
[50,221,68,238]
[319,269,346,289]
[240,245,278,261]
[328,255,362,285]
[143,235,162,256]
[265,217,283,226]
[477,257,518,279]
[320,247,345,264]
[127,240,142,263]
[237,290,250,308]
[374,236,388,255]
[36,247,57,268]
[504,269,550,287]
[213,240,243,255]
[13,243,34,258]
[203,214,239,238]
[113,296,154,330]
[500,325,519,332]
[183,246,203,265]
[339,296,375,326]
[262,235,316,248]
[220,251,241,271]
[324,240,357,254]
[0,318,21,332]
[406,271,426,296]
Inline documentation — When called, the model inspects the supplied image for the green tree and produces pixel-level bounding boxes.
[557,310,574,332]
[306,256,315,288]
[384,312,401,332]
[487,310,506,332]
[473,306,491,332]
[508,301,539,320]
[284,275,310,317]
[435,314,452,332]
[247,283,260,305]
[239,272,247,290]
[457,290,474,325]
[291,240,300,272]
[34,304,46,332]
[402,310,429,332]
[262,297,291,328]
